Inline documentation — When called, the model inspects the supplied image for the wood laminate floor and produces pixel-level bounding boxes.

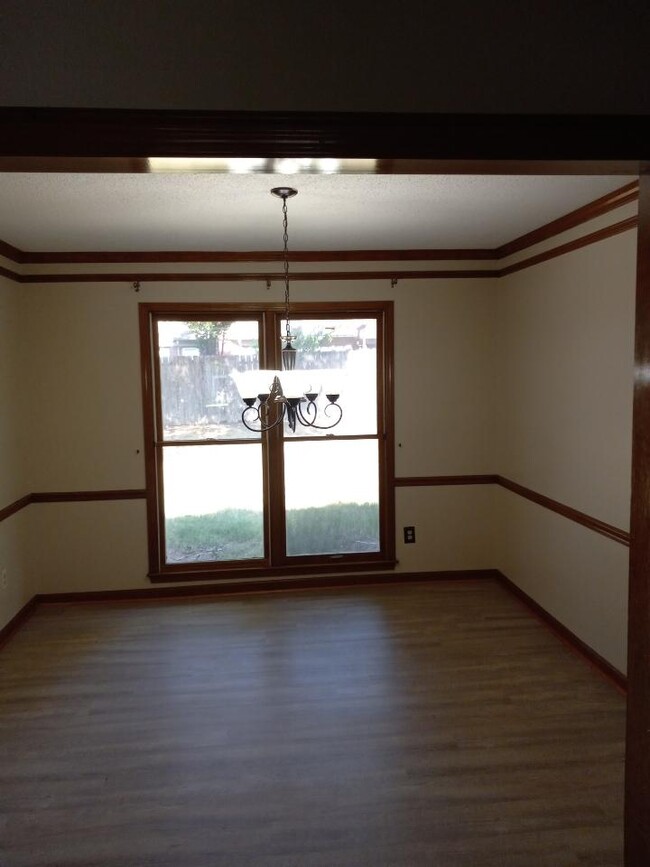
[0,580,625,867]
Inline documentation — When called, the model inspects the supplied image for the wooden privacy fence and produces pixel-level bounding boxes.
[160,352,348,428]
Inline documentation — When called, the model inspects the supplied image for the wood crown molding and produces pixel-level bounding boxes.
[496,181,639,258]
[2,248,501,266]
[498,216,639,278]
[11,268,497,284]
[0,182,638,268]
[0,237,23,263]
[0,213,638,285]
[0,263,20,281]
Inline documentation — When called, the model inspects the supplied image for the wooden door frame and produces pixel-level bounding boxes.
[1,107,648,865]
[626,169,650,865]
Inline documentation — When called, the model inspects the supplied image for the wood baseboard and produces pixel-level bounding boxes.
[2,572,626,696]
[35,569,501,604]
[496,571,627,693]
[0,596,38,648]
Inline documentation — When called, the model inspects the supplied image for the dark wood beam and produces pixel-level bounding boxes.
[0,107,646,168]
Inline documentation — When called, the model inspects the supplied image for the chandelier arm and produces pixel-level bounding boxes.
[296,400,315,426]
[241,402,287,433]
[296,400,343,430]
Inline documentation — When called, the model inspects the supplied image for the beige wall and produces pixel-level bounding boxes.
[1,222,637,675]
[0,275,32,627]
[18,281,146,492]
[494,229,636,672]
[0,275,23,502]
[16,274,499,597]
[497,231,636,528]
[18,275,498,491]
[495,487,629,673]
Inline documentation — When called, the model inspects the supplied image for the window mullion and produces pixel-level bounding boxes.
[262,311,287,565]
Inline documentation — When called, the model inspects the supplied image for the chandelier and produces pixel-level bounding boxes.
[236,187,343,433]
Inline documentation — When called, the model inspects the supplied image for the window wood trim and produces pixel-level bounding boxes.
[139,300,396,581]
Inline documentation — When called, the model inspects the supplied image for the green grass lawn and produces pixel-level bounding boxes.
[165,502,379,562]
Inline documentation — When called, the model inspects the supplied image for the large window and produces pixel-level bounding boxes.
[140,302,394,581]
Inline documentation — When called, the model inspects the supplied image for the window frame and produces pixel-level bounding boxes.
[139,300,396,582]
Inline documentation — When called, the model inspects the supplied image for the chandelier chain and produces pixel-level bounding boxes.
[238,186,342,434]
[282,195,291,342]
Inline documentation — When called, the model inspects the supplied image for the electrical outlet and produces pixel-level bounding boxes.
[0,568,7,590]
[403,526,416,544]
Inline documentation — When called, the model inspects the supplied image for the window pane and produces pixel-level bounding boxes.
[284,440,380,556]
[157,319,260,441]
[163,444,264,563]
[281,318,377,438]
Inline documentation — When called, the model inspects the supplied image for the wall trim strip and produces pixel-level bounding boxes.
[0,490,147,522]
[2,480,629,549]
[31,489,147,503]
[393,474,630,545]
[395,474,499,486]
[0,494,32,523]
[497,476,630,545]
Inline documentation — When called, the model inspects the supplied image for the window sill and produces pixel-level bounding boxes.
[148,559,397,585]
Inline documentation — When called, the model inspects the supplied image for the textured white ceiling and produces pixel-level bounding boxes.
[0,173,635,252]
